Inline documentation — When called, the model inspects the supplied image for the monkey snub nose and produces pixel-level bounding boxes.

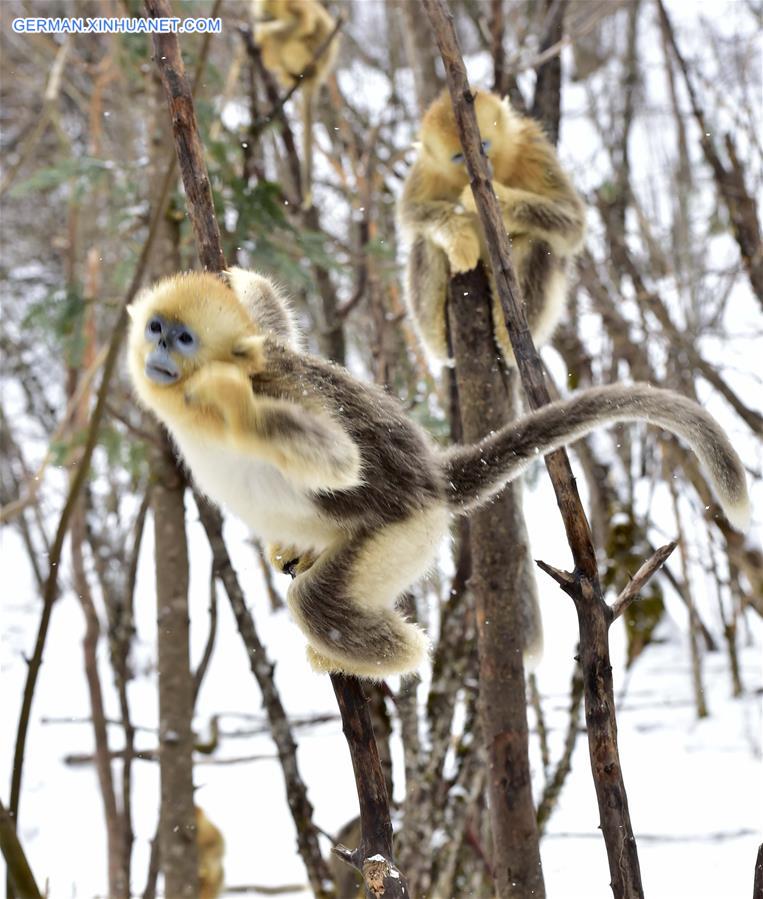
[145,349,179,385]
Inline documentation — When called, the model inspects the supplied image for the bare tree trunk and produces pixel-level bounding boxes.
[146,55,199,897]
[152,442,199,898]
[449,265,545,899]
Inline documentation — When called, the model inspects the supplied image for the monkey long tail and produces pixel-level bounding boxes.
[441,383,750,530]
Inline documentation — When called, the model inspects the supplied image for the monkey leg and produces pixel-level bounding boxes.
[404,236,451,364]
[490,237,568,366]
[287,509,446,679]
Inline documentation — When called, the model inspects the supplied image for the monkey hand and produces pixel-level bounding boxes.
[460,183,523,232]
[458,185,478,213]
[183,362,252,425]
[444,220,481,274]
[268,543,318,577]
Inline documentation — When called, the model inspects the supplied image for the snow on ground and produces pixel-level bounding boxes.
[2,478,760,898]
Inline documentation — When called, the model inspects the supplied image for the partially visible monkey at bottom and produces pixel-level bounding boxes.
[398,88,586,368]
[127,269,750,679]
[196,806,224,899]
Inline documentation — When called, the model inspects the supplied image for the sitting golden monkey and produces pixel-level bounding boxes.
[398,88,586,367]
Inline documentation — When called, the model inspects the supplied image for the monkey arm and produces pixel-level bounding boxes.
[460,183,585,254]
[183,362,362,491]
[400,180,481,273]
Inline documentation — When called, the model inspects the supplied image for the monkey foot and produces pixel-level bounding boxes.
[267,542,317,577]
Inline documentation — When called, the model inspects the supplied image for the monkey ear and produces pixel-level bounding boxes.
[231,335,267,370]
[126,305,135,320]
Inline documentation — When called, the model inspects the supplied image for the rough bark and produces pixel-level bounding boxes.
[448,265,545,899]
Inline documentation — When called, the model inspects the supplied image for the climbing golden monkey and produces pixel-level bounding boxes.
[127,269,750,679]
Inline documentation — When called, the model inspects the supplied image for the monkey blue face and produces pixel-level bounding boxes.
[451,139,491,164]
[144,314,198,385]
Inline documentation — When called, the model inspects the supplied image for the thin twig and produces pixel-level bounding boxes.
[193,565,219,705]
[611,541,677,620]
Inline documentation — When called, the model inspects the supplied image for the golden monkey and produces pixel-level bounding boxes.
[127,268,750,679]
[399,88,586,366]
[253,0,341,204]
[196,806,224,899]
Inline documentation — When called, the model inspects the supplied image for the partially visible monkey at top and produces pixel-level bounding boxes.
[252,0,341,205]
[127,269,750,680]
[398,88,586,367]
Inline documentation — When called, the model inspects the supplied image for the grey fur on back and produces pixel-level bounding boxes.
[252,340,445,531]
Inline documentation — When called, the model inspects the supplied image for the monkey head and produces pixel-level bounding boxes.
[253,0,302,23]
[419,88,515,183]
[127,270,264,401]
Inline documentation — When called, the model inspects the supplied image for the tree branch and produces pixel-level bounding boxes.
[144,0,226,272]
[0,798,42,899]
[656,0,763,309]
[611,541,677,621]
[330,675,410,898]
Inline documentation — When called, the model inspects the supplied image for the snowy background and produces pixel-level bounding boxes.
[1,0,762,896]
